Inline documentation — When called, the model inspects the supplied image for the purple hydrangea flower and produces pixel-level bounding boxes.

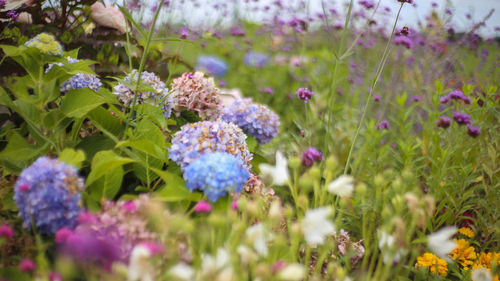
[296,88,314,103]
[244,51,269,68]
[169,121,252,170]
[113,70,174,119]
[47,57,102,93]
[56,196,158,268]
[184,153,250,202]
[196,56,228,77]
[221,98,280,145]
[14,157,85,234]
[453,112,471,125]
[301,148,323,167]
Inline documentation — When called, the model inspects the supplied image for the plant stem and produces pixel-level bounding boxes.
[343,3,404,175]
[125,0,165,135]
[324,0,354,156]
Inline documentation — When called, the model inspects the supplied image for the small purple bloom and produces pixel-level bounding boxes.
[301,148,323,167]
[393,36,413,49]
[453,112,471,125]
[359,0,375,9]
[7,10,19,21]
[440,95,451,104]
[296,88,314,103]
[411,96,422,102]
[230,27,245,36]
[467,125,481,137]
[179,27,189,39]
[436,116,451,128]
[377,120,390,130]
[0,0,6,9]
[373,95,381,102]
[244,51,269,68]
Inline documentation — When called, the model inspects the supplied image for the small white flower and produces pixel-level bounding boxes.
[328,175,355,197]
[259,151,290,186]
[199,248,234,280]
[427,226,457,260]
[278,263,305,281]
[245,223,273,257]
[169,263,194,281]
[237,245,257,264]
[471,267,493,281]
[128,245,154,281]
[378,230,406,264]
[301,207,336,245]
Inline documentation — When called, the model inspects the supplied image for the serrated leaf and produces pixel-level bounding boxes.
[61,88,106,118]
[116,139,167,161]
[58,148,86,169]
[150,168,202,202]
[86,150,135,186]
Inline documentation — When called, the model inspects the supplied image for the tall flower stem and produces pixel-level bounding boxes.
[343,3,405,175]
[324,0,354,156]
[125,0,165,134]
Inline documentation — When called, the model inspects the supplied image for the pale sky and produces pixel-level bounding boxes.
[123,0,499,37]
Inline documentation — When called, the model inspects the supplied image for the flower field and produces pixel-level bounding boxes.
[0,0,499,281]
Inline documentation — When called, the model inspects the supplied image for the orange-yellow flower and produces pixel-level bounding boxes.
[450,239,477,269]
[416,252,448,276]
[473,252,500,269]
[458,227,475,238]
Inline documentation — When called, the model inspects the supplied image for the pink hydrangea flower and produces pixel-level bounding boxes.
[193,200,212,213]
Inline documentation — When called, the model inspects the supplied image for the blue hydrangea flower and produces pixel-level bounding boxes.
[184,153,250,201]
[13,157,85,234]
[47,57,102,93]
[196,56,228,77]
[221,98,280,144]
[24,33,63,56]
[169,121,252,171]
[244,51,269,68]
[113,70,174,119]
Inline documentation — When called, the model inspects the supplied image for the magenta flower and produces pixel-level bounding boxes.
[453,112,471,125]
[467,125,481,137]
[231,200,238,210]
[373,95,381,102]
[49,272,62,281]
[55,228,73,243]
[436,116,451,128]
[19,259,36,272]
[194,200,212,213]
[377,120,390,130]
[296,88,314,103]
[0,224,14,239]
[301,148,323,167]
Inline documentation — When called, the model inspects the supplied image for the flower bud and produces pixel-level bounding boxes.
[325,155,338,171]
[392,177,403,191]
[374,174,385,188]
[289,156,301,170]
[298,174,314,193]
[297,195,309,210]
[356,182,367,196]
[309,166,321,180]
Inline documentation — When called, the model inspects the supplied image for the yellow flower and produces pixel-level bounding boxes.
[459,227,475,238]
[416,252,448,276]
[473,252,500,269]
[450,239,477,269]
[24,33,63,56]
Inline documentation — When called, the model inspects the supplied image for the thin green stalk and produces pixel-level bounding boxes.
[343,3,404,175]
[324,0,354,156]
[125,0,165,134]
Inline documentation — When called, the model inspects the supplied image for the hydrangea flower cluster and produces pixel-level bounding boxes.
[196,56,228,77]
[221,98,280,145]
[47,57,102,93]
[13,157,84,234]
[24,33,63,56]
[244,51,270,68]
[57,195,158,266]
[169,121,252,170]
[170,71,221,120]
[113,70,174,119]
[184,153,250,201]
